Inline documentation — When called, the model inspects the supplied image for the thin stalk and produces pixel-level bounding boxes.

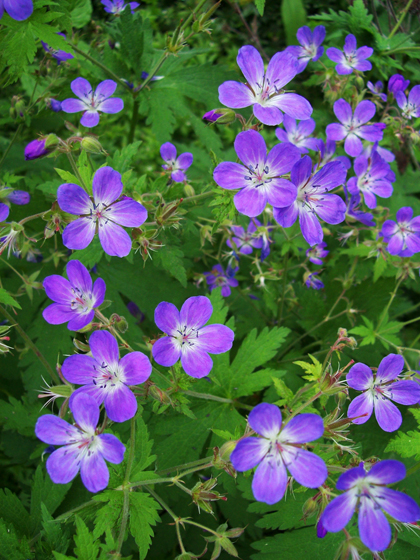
[284,390,322,423]
[66,151,88,191]
[278,254,289,324]
[389,0,415,38]
[182,191,213,204]
[0,124,23,171]
[144,485,178,521]
[128,99,139,144]
[0,257,27,283]
[156,456,213,476]
[181,390,235,404]
[137,52,170,92]
[116,418,137,555]
[180,0,209,32]
[376,277,403,332]
[181,519,219,536]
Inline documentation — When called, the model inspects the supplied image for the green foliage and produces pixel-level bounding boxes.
[0,287,21,308]
[281,0,306,45]
[385,409,420,460]
[129,493,161,560]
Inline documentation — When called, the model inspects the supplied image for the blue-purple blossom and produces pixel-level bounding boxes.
[381,207,420,257]
[396,85,420,119]
[362,141,395,163]
[286,25,325,73]
[367,81,387,102]
[214,130,301,217]
[64,330,151,422]
[326,34,373,75]
[320,460,420,552]
[35,393,125,493]
[24,138,49,161]
[326,99,385,157]
[0,187,30,206]
[0,204,9,222]
[218,45,312,126]
[316,138,351,170]
[275,116,319,153]
[230,403,327,505]
[305,272,324,290]
[227,219,264,255]
[42,260,106,331]
[101,0,140,14]
[388,74,410,94]
[273,156,347,246]
[152,296,234,379]
[306,242,328,265]
[57,166,147,258]
[49,99,62,112]
[344,187,375,227]
[0,0,33,20]
[347,354,420,432]
[41,33,74,64]
[61,78,124,128]
[203,110,223,123]
[160,142,193,183]
[347,151,394,209]
[204,264,238,297]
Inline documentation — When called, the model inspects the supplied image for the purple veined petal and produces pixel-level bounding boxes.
[95,79,117,99]
[366,460,406,485]
[283,446,328,488]
[234,186,267,217]
[237,45,264,89]
[266,51,298,89]
[354,100,376,124]
[42,303,75,326]
[343,34,357,54]
[266,143,301,175]
[214,162,247,190]
[234,130,267,168]
[62,353,97,384]
[71,77,93,99]
[171,170,187,183]
[374,396,402,432]
[299,209,323,246]
[61,98,86,113]
[296,26,313,47]
[66,260,92,294]
[181,346,213,378]
[90,330,119,369]
[230,437,270,471]
[356,46,373,60]
[280,413,324,443]
[313,45,324,62]
[92,278,106,307]
[326,47,345,63]
[46,445,80,485]
[326,123,347,141]
[196,324,234,354]
[104,384,137,422]
[152,336,180,367]
[348,392,374,424]
[62,218,96,251]
[387,232,404,255]
[218,81,254,109]
[354,155,368,177]
[381,219,398,238]
[266,179,297,208]
[396,206,413,223]
[282,114,297,134]
[383,380,420,405]
[98,220,132,257]
[80,451,109,493]
[69,385,104,409]
[310,160,347,191]
[347,363,373,390]
[409,85,420,106]
[107,198,147,227]
[275,128,289,143]
[43,275,72,303]
[375,487,420,523]
[336,463,367,490]
[344,134,363,157]
[67,310,95,331]
[314,196,346,226]
[321,491,358,532]
[57,183,92,215]
[291,155,312,186]
[248,403,282,438]
[297,117,316,136]
[395,91,407,110]
[160,142,177,162]
[231,225,246,237]
[376,353,404,383]
[312,26,326,47]
[35,415,81,445]
[273,203,298,228]
[273,93,313,120]
[358,124,385,142]
[80,111,100,128]
[154,301,180,335]
[354,60,372,72]
[358,498,391,552]
[253,103,283,126]
[4,0,33,20]
[119,351,151,385]
[92,166,123,206]
[98,433,125,464]
[97,98,124,114]
[405,233,420,254]
[0,203,9,222]
[70,393,100,432]
[180,295,213,329]
[333,99,353,125]
[252,453,288,505]
[177,152,193,171]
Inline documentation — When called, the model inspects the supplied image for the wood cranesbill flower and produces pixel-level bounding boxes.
[344,188,375,227]
[218,45,312,126]
[326,34,373,75]
[230,403,327,505]
[0,204,9,222]
[57,166,147,258]
[396,85,420,119]
[286,25,326,73]
[347,354,420,432]
[213,129,301,217]
[275,116,319,153]
[204,264,238,297]
[101,0,140,14]
[24,138,49,160]
[367,80,387,102]
[35,393,125,493]
[160,142,193,182]
[362,141,395,163]
[305,271,324,290]
[381,207,420,257]
[0,0,33,21]
[152,295,234,379]
[347,151,394,209]
[306,242,328,265]
[64,330,151,423]
[227,219,264,255]
[388,73,410,95]
[41,33,74,65]
[61,78,124,128]
[42,260,106,331]
[316,138,351,170]
[320,460,420,552]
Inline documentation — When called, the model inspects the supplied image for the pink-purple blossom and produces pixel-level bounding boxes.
[160,142,193,183]
[367,81,387,102]
[396,85,420,119]
[326,34,373,75]
[388,74,410,94]
[381,207,420,257]
[347,150,394,209]
[286,25,326,73]
[0,0,33,20]
[305,272,324,290]
[204,264,239,297]
[227,219,264,255]
[306,242,328,265]
[275,116,319,153]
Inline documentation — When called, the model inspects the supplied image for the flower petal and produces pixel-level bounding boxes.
[280,413,324,443]
[90,330,119,368]
[43,275,72,303]
[354,100,376,124]
[230,437,270,471]
[358,498,391,552]
[46,445,80,485]
[197,324,235,354]
[92,278,106,307]
[107,198,147,227]
[273,93,312,120]
[213,162,248,191]
[344,134,363,157]
[62,353,97,384]
[154,301,180,334]
[70,393,100,432]
[376,353,404,383]
[160,142,177,162]
[177,152,193,170]
[299,209,323,246]
[266,51,298,89]
[98,433,125,464]
[347,362,373,390]
[66,260,92,294]
[234,186,266,217]
[336,463,367,490]
[283,447,328,488]
[57,183,92,215]
[98,98,124,114]
[35,415,81,445]
[248,403,282,438]
[266,179,297,208]
[61,98,86,113]
[374,396,402,432]
[180,296,213,329]
[104,384,137,422]
[237,45,264,89]
[98,221,132,257]
[80,451,109,493]
[252,453,288,505]
[95,79,117,98]
[266,143,301,175]
[71,77,92,99]
[153,337,180,367]
[325,123,347,141]
[180,346,213,378]
[42,303,75,326]
[383,380,420,405]
[218,81,254,109]
[367,460,406,485]
[273,203,298,228]
[291,155,312,186]
[67,311,94,331]
[234,130,267,168]
[375,487,420,523]
[119,351,152,385]
[348,392,374,424]
[333,99,352,125]
[253,103,283,126]
[80,111,100,128]
[62,218,96,251]
[92,166,123,206]
[321,491,357,532]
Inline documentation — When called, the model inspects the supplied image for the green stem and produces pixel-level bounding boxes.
[124,416,136,483]
[0,124,23,171]
[0,256,27,283]
[156,456,213,476]
[137,52,170,92]
[181,519,219,536]
[181,389,235,404]
[182,191,213,204]
[406,461,420,477]
[180,0,209,31]
[128,99,139,144]
[278,254,289,324]
[19,211,48,226]
[285,390,322,423]
[144,485,178,521]
[389,0,415,38]
[67,151,88,191]
[376,277,403,332]
[115,490,130,555]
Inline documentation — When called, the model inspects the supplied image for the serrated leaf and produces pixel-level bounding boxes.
[55,168,79,185]
[154,245,187,287]
[385,430,420,460]
[73,516,100,560]
[130,413,157,478]
[129,493,161,560]
[0,519,33,560]
[373,256,387,282]
[293,354,322,381]
[255,0,265,16]
[0,488,31,537]
[30,465,71,535]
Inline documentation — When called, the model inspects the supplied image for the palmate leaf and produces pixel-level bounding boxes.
[73,516,100,560]
[129,492,161,560]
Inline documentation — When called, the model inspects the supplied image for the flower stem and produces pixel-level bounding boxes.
[181,518,220,536]
[388,0,415,38]
[182,191,213,204]
[285,390,323,423]
[127,99,139,144]
[136,52,170,92]
[376,276,403,332]
[144,485,178,521]
[156,456,213,476]
[278,253,289,324]
[66,151,88,191]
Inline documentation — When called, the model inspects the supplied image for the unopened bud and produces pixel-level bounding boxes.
[184,183,195,197]
[219,440,236,461]
[355,76,365,89]
[112,314,129,333]
[303,496,319,517]
[81,136,106,154]
[224,527,245,538]
[45,134,60,149]
[202,108,236,125]
[73,338,91,352]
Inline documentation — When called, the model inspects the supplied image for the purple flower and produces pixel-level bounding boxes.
[388,74,410,94]
[381,207,420,257]
[0,187,30,206]
[230,403,327,505]
[24,138,49,161]
[61,78,124,128]
[141,71,163,82]
[204,264,238,297]
[347,151,393,209]
[273,156,347,246]
[367,81,387,102]
[152,296,234,379]
[305,272,324,290]
[321,460,420,552]
[347,354,420,432]
[326,34,373,75]
[50,98,62,112]
[316,138,351,170]
[42,260,106,331]
[213,130,301,218]
[259,222,273,262]
[35,393,125,493]
[160,142,193,183]
[326,99,385,157]
[203,110,224,123]
[63,330,151,422]
[275,116,319,153]
[0,0,33,21]
[396,85,420,119]
[362,141,395,163]
[41,33,74,64]
[0,204,9,222]
[218,45,312,126]
[306,242,328,265]
[286,26,326,73]
[227,219,264,255]
[101,0,140,14]
[57,166,147,258]
[344,188,375,227]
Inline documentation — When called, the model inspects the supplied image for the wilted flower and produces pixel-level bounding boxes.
[306,242,328,265]
[50,99,62,112]
[367,81,387,102]
[305,271,324,290]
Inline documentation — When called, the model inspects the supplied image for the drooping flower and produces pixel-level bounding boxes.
[204,264,238,297]
[381,207,420,257]
[388,74,410,95]
[275,116,319,153]
[273,156,347,246]
[57,166,147,258]
[227,219,264,255]
[50,99,62,112]
[152,296,234,379]
[0,0,33,21]
[218,45,312,126]
[344,187,375,227]
[316,138,351,170]
[35,393,125,493]
[213,130,301,217]
[347,151,394,209]
[326,99,385,157]
[64,330,151,422]
[24,139,49,161]
[42,260,106,331]
[230,403,327,505]
[326,34,373,75]
[286,25,326,73]
[202,108,235,125]
[367,81,387,102]
[126,301,144,323]
[305,272,324,290]
[41,33,74,64]
[347,354,420,432]
[306,242,328,265]
[61,78,124,128]
[396,85,420,119]
[160,142,193,183]
[320,460,420,552]
[101,0,140,14]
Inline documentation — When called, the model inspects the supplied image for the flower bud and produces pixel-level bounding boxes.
[81,136,106,154]
[49,98,62,112]
[203,108,236,124]
[111,313,129,333]
[183,183,195,197]
[24,135,59,161]
[73,338,91,352]
[45,134,60,149]
[15,99,26,119]
[219,440,236,461]
[355,76,365,89]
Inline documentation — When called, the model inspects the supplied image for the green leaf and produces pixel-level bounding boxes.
[293,354,323,381]
[106,141,142,175]
[154,245,187,287]
[0,519,33,560]
[41,503,71,554]
[130,413,157,478]
[93,491,123,539]
[73,516,100,560]
[0,396,47,437]
[68,236,104,268]
[281,0,306,45]
[0,488,31,537]
[385,410,420,460]
[373,256,388,282]
[55,168,79,184]
[71,0,93,29]
[129,493,161,560]
[0,288,21,309]
[255,0,265,16]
